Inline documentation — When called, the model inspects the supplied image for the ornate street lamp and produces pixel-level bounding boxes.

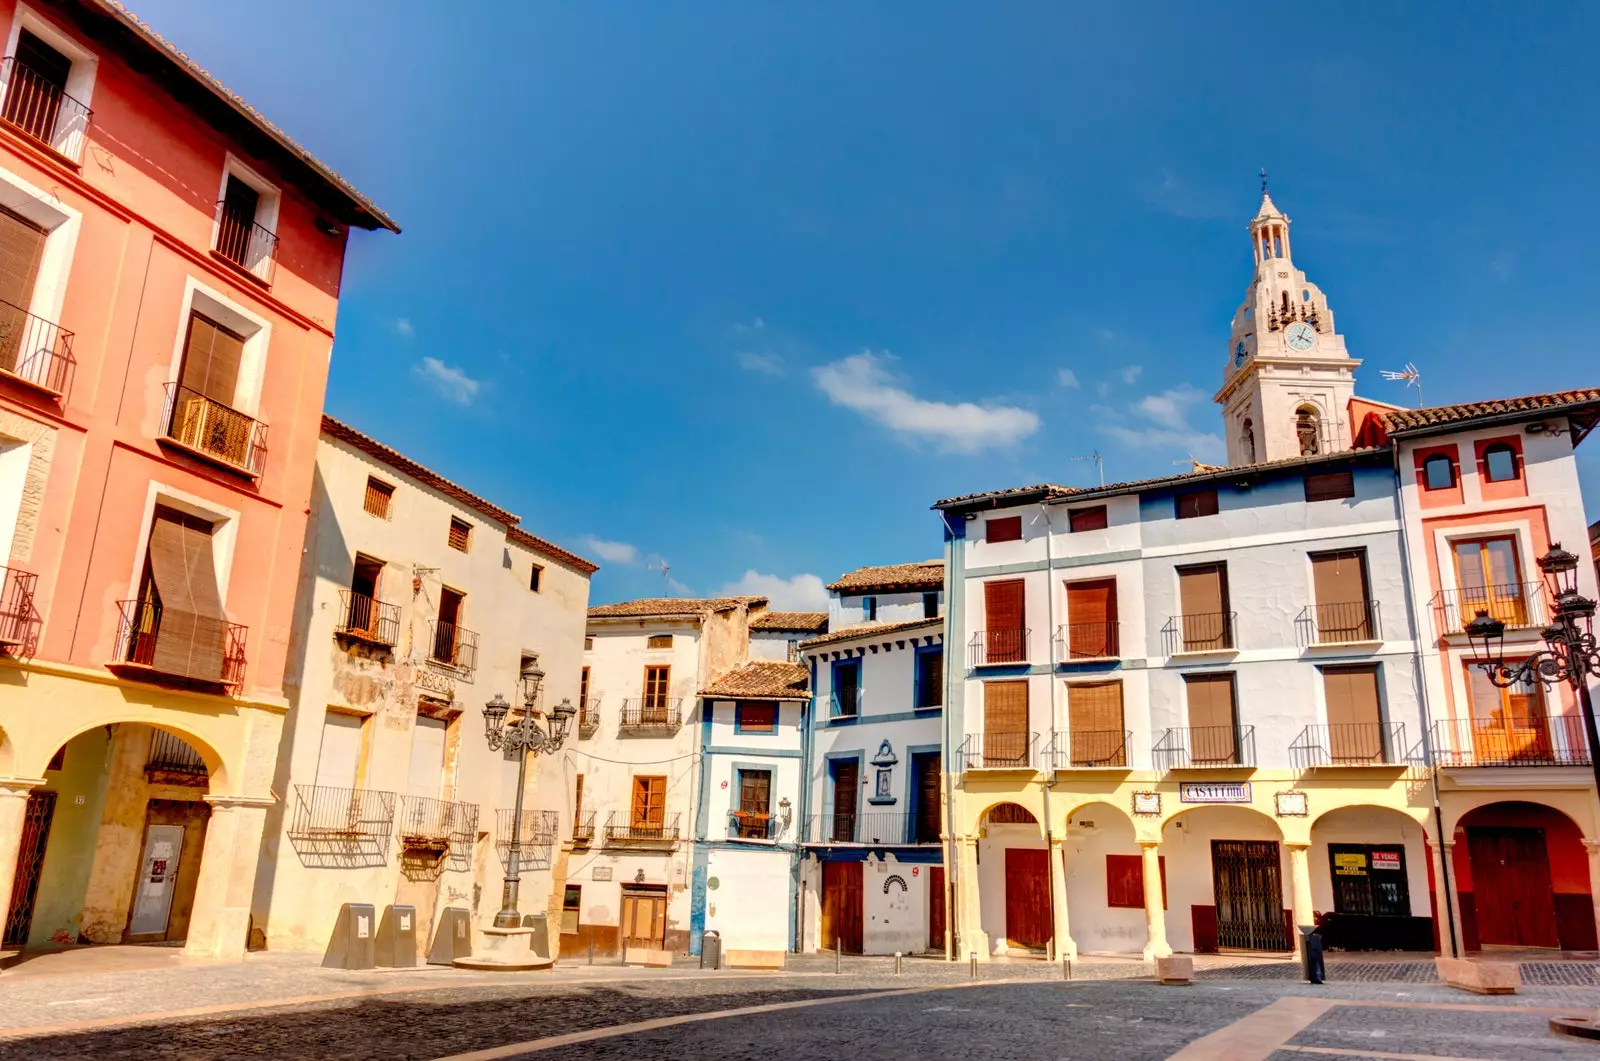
[1465,543,1600,799]
[482,660,577,929]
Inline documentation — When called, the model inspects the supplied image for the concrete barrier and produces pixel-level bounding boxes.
[724,949,785,970]
[1154,956,1193,985]
[1436,956,1519,995]
[625,946,674,967]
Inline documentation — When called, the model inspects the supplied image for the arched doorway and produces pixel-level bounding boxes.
[1063,801,1146,956]
[1162,806,1288,953]
[4,723,213,948]
[1309,805,1434,952]
[1454,801,1596,952]
[977,801,1048,956]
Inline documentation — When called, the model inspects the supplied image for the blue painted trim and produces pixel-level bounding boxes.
[822,750,865,836]
[1057,659,1123,674]
[902,743,941,846]
[695,699,714,842]
[913,642,943,711]
[688,845,709,954]
[819,708,940,729]
[734,702,780,735]
[703,746,804,759]
[809,846,944,864]
[830,657,862,718]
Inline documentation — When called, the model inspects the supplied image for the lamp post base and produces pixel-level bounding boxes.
[452,927,554,972]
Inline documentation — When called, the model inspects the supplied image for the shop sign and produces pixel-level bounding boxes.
[1371,850,1402,871]
[1178,781,1251,804]
[1334,852,1368,876]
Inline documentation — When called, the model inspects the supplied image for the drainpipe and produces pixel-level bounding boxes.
[794,655,817,952]
[1391,442,1460,957]
[1038,502,1061,961]
[941,510,965,960]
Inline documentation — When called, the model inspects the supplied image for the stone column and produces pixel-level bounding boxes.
[183,794,274,959]
[1140,841,1171,960]
[1427,840,1457,957]
[957,837,989,961]
[1583,840,1600,957]
[1287,842,1314,956]
[1049,836,1076,961]
[0,778,44,934]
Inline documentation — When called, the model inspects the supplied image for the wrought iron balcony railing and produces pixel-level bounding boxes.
[113,599,247,688]
[0,297,74,398]
[572,809,596,841]
[213,199,279,284]
[1431,715,1591,768]
[427,619,479,676]
[604,811,681,844]
[959,731,1037,770]
[1288,722,1406,769]
[968,628,1029,667]
[1153,725,1256,770]
[335,590,400,647]
[577,698,600,738]
[1161,612,1236,654]
[287,784,396,846]
[1054,621,1120,661]
[1431,582,1549,636]
[619,698,683,731]
[727,810,780,840]
[162,384,269,476]
[400,796,480,851]
[494,807,559,847]
[144,729,208,779]
[0,56,92,162]
[0,564,40,659]
[1296,600,1382,646]
[803,811,938,845]
[1044,729,1131,769]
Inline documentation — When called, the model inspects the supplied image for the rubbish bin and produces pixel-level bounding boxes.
[427,906,473,966]
[700,929,721,970]
[1298,924,1325,985]
[322,903,377,970]
[375,904,418,968]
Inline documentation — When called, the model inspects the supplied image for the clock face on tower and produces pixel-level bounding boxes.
[1285,321,1317,352]
[1234,341,1247,367]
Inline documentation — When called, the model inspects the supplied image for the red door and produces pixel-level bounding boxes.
[928,865,946,953]
[1467,826,1559,948]
[1004,848,1051,950]
[821,861,864,954]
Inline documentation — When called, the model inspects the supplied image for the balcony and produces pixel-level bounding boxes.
[399,795,480,854]
[604,812,681,845]
[572,810,596,842]
[619,698,682,733]
[0,297,74,399]
[959,731,1037,771]
[577,698,601,738]
[143,729,208,786]
[1288,722,1406,769]
[1153,725,1256,770]
[1431,716,1591,768]
[1161,612,1236,655]
[427,619,479,676]
[1432,583,1549,637]
[212,199,279,284]
[1054,621,1120,661]
[0,564,40,659]
[1296,600,1383,647]
[287,784,396,850]
[728,810,780,840]
[0,56,92,163]
[111,599,247,690]
[1045,729,1131,769]
[804,812,938,845]
[161,384,268,477]
[335,590,400,648]
[968,628,1029,667]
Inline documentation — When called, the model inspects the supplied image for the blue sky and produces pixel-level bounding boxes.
[136,2,1600,607]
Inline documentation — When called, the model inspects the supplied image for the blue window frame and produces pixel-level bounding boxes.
[831,658,862,717]
[913,644,943,710]
[734,701,777,733]
[864,596,878,621]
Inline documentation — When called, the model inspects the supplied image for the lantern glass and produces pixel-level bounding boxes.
[1463,609,1506,667]
[1538,544,1582,597]
[548,697,576,743]
[483,693,510,738]
[521,661,546,705]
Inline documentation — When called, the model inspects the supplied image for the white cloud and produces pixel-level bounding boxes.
[394,317,414,337]
[812,351,1039,453]
[1096,328,1116,343]
[717,570,829,610]
[413,357,481,405]
[738,351,785,376]
[579,537,639,565]
[1097,383,1224,462]
[1119,364,1144,384]
[1057,368,1080,389]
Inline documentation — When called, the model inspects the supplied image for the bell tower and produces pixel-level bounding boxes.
[1213,183,1359,466]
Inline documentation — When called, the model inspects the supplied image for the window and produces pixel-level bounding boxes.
[1309,549,1372,641]
[211,160,280,282]
[1452,537,1527,625]
[1065,578,1117,658]
[1175,562,1231,650]
[1067,681,1126,766]
[447,517,472,552]
[0,205,45,384]
[1422,454,1456,491]
[832,659,861,717]
[345,555,386,639]
[574,773,584,819]
[561,886,582,935]
[923,591,939,619]
[579,666,590,705]
[406,714,448,799]
[1183,673,1239,764]
[630,775,667,830]
[1321,664,1384,762]
[167,311,259,468]
[735,768,772,837]
[1304,470,1355,502]
[986,515,1022,543]
[911,752,941,842]
[1482,443,1519,483]
[829,759,859,841]
[584,636,594,651]
[433,586,464,663]
[864,596,877,621]
[363,476,393,518]
[643,664,671,709]
[1174,489,1219,520]
[982,579,1026,663]
[129,506,231,683]
[1068,505,1108,533]
[914,646,943,709]
[1,29,91,161]
[1466,661,1546,728]
[1240,418,1256,463]
[735,701,776,733]
[1295,406,1321,456]
[1328,844,1410,917]
[982,680,1029,766]
[1106,853,1165,909]
[315,710,366,790]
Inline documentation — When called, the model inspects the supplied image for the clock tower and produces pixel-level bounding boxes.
[1213,189,1359,466]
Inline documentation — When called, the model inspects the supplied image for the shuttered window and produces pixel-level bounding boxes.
[406,715,448,799]
[736,701,776,732]
[738,769,772,815]
[315,711,365,790]
[1068,505,1108,532]
[1184,674,1238,767]
[1068,681,1125,766]
[447,517,471,552]
[1066,578,1117,658]
[983,579,1026,663]
[0,205,45,378]
[986,515,1022,543]
[1106,853,1166,908]
[143,507,228,680]
[1304,470,1355,502]
[1311,549,1372,641]
[363,477,393,518]
[1323,664,1384,762]
[573,774,584,819]
[178,312,246,405]
[216,175,261,267]
[915,647,943,709]
[1177,563,1230,650]
[647,634,672,649]
[631,775,666,827]
[1175,489,1219,519]
[983,680,1029,765]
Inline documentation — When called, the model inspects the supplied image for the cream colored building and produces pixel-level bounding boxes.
[250,417,595,957]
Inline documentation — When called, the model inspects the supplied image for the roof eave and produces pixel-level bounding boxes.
[1387,402,1600,446]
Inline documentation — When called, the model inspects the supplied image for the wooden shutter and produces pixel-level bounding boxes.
[1177,564,1229,649]
[1066,578,1117,657]
[914,755,941,840]
[363,477,393,518]
[447,518,471,552]
[1069,506,1108,532]
[832,760,859,839]
[986,516,1022,543]
[406,716,448,798]
[1322,664,1382,761]
[1068,681,1125,765]
[984,579,1026,662]
[1304,470,1355,502]
[315,712,364,790]
[738,702,776,732]
[0,206,45,374]
[983,680,1029,764]
[573,774,584,818]
[916,648,943,708]
[632,776,665,827]
[1311,550,1370,639]
[1176,489,1219,519]
[145,509,227,680]
[1106,854,1165,908]
[1185,674,1235,730]
[178,313,245,405]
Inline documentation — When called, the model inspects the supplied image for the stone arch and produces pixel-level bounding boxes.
[1062,800,1148,955]
[964,796,1043,836]
[1295,404,1322,456]
[1309,802,1432,841]
[1308,804,1436,951]
[25,716,229,792]
[1160,805,1288,953]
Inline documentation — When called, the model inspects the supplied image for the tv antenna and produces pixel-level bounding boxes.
[647,559,672,595]
[1380,363,1423,408]
[1173,453,1202,473]
[1069,451,1105,486]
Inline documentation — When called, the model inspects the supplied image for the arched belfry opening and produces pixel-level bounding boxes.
[1296,405,1321,456]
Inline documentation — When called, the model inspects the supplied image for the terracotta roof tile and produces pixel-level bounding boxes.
[826,561,945,594]
[322,415,518,526]
[799,616,943,650]
[588,597,766,620]
[749,611,829,632]
[506,527,599,576]
[699,660,810,701]
[1380,388,1600,434]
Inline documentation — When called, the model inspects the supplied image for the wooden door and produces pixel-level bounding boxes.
[1177,564,1230,649]
[929,865,947,953]
[1467,827,1559,948]
[912,753,941,842]
[983,680,1029,766]
[2,790,54,945]
[984,579,1026,662]
[821,860,863,954]
[620,888,667,949]
[1003,848,1051,950]
[1065,579,1117,658]
[831,761,858,841]
[1211,840,1288,951]
[1310,550,1371,640]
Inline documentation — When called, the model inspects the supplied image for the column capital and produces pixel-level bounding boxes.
[0,777,46,797]
[1137,839,1161,851]
[1284,841,1312,852]
[1582,839,1600,854]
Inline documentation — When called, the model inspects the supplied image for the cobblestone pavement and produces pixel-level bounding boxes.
[3,964,1600,1060]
